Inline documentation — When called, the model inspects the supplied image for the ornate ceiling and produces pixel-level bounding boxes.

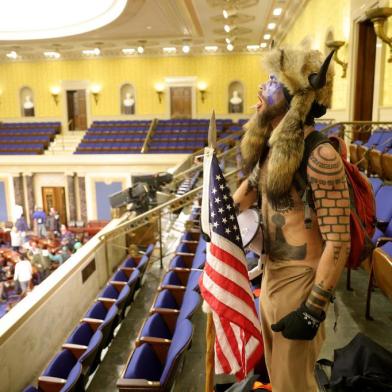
[0,0,306,61]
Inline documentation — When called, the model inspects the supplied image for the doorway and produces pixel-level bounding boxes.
[352,19,377,140]
[170,87,192,118]
[66,90,87,130]
[42,187,67,225]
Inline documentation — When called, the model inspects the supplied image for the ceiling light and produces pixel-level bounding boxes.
[223,9,229,18]
[273,8,283,16]
[225,37,231,44]
[137,46,144,54]
[267,22,277,30]
[122,48,136,55]
[6,51,18,59]
[163,47,176,54]
[226,43,234,51]
[224,24,231,33]
[260,42,267,48]
[205,45,218,52]
[263,33,271,40]
[44,51,60,59]
[82,47,100,56]
[247,45,260,51]
[182,45,190,54]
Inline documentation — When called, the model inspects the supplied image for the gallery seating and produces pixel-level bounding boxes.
[117,319,193,391]
[0,122,59,154]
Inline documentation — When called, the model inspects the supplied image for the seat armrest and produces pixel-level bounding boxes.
[376,237,392,248]
[169,267,191,285]
[120,267,136,278]
[61,343,88,359]
[176,251,195,257]
[96,297,116,309]
[110,280,127,292]
[158,284,186,305]
[81,317,103,331]
[138,336,171,364]
[38,376,66,392]
[117,378,161,389]
[150,307,179,334]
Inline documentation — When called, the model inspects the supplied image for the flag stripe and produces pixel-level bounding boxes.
[204,246,257,317]
[203,264,261,331]
[200,278,262,344]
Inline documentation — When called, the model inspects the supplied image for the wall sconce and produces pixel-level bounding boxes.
[50,86,61,105]
[91,84,101,105]
[197,81,208,103]
[366,7,392,63]
[154,82,165,103]
[325,41,348,78]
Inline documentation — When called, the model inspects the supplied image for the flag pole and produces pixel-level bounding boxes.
[205,111,217,392]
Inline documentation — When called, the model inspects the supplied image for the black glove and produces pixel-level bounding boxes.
[271,302,325,340]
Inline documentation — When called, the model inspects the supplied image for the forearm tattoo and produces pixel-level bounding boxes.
[307,145,350,244]
[306,281,334,314]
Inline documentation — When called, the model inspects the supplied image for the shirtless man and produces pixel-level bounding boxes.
[233,49,350,392]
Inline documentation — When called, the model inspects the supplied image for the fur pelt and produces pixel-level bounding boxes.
[241,48,334,207]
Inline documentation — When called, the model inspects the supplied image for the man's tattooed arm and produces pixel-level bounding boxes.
[305,144,351,314]
[233,164,259,213]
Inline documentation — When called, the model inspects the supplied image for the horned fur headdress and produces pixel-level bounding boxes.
[241,48,334,207]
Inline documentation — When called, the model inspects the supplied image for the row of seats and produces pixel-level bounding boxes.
[0,122,60,155]
[23,244,155,392]
[349,129,392,180]
[75,120,151,154]
[364,180,392,319]
[176,170,201,196]
[0,121,61,130]
[117,208,205,391]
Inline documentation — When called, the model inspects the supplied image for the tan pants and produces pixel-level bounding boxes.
[259,261,325,392]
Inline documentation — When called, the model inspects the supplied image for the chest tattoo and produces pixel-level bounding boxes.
[269,213,307,261]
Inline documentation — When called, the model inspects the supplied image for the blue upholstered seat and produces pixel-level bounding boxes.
[39,349,83,392]
[119,319,193,391]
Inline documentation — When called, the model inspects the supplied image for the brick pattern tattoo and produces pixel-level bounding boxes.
[307,145,350,243]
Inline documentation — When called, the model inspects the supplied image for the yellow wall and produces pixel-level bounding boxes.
[382,0,392,106]
[282,0,350,110]
[0,54,267,118]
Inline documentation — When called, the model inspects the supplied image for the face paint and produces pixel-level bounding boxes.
[259,75,285,106]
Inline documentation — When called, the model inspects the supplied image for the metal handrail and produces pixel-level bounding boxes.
[172,144,239,185]
[100,167,241,242]
[141,118,158,153]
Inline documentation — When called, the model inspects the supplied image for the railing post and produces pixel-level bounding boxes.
[158,212,163,269]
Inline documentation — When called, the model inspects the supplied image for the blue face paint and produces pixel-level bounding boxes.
[259,75,285,106]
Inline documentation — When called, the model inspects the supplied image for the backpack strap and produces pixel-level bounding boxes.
[294,131,332,229]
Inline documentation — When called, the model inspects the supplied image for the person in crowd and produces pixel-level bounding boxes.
[46,207,61,237]
[0,257,8,303]
[13,255,32,298]
[10,226,22,252]
[48,245,72,266]
[15,213,29,243]
[233,48,350,392]
[32,207,47,238]
[60,224,74,247]
[26,240,49,281]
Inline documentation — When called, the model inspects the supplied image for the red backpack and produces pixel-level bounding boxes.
[296,131,376,268]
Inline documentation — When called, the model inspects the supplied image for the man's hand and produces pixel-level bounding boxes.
[271,303,326,340]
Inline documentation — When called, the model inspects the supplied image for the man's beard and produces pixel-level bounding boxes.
[258,98,289,129]
[240,98,289,175]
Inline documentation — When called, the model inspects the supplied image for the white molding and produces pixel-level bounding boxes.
[0,116,61,123]
[164,76,197,119]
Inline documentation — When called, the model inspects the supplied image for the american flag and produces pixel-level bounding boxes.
[199,148,263,380]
